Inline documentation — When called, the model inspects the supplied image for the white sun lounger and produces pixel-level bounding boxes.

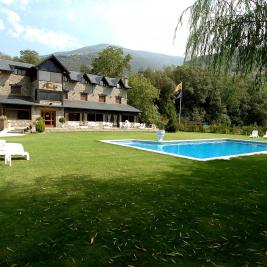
[0,140,11,166]
[249,130,259,138]
[263,132,267,138]
[0,141,29,166]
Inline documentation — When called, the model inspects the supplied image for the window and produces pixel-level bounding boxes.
[17,110,30,120]
[115,96,122,104]
[11,85,21,95]
[96,113,103,121]
[88,113,95,121]
[129,115,135,122]
[63,92,68,99]
[80,93,88,101]
[38,91,62,101]
[99,95,106,103]
[117,84,121,89]
[51,72,62,83]
[14,69,26,75]
[122,114,135,122]
[68,113,80,121]
[122,115,128,122]
[39,70,62,83]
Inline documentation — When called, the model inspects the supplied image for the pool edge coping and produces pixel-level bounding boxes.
[99,138,267,161]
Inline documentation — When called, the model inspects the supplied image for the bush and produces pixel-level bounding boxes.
[35,117,45,133]
[177,123,267,136]
[59,117,66,124]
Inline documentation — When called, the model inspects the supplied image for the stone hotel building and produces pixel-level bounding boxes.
[0,55,140,129]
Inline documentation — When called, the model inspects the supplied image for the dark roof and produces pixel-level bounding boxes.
[69,71,84,82]
[103,77,119,87]
[64,100,140,113]
[0,56,131,88]
[0,60,33,72]
[36,54,69,73]
[86,74,103,84]
[0,95,37,106]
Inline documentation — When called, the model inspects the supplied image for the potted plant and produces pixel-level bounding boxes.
[59,117,66,128]
[0,115,8,131]
[156,118,167,142]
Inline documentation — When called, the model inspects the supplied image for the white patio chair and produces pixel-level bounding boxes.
[0,140,11,166]
[249,130,259,138]
[263,131,267,138]
[124,120,131,129]
[139,123,146,129]
[133,122,140,128]
[103,122,113,129]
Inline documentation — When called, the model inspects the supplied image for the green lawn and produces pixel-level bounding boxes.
[0,132,267,266]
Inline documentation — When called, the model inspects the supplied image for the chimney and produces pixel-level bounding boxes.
[122,76,128,88]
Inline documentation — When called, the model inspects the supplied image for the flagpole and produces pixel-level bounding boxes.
[178,82,182,125]
[179,96,182,125]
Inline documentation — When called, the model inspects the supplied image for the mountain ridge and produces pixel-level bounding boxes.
[0,44,184,72]
[54,44,184,72]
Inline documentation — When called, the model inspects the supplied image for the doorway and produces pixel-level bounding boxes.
[41,110,56,127]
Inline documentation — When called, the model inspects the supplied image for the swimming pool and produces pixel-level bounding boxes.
[101,139,267,161]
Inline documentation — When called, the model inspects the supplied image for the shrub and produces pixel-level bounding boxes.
[35,117,45,133]
[59,117,66,124]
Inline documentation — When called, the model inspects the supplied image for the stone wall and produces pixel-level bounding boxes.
[0,71,32,96]
[8,120,32,128]
[63,82,127,104]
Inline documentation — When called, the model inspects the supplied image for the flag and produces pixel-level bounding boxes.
[174,82,182,100]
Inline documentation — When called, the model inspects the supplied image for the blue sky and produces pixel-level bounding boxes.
[0,0,195,56]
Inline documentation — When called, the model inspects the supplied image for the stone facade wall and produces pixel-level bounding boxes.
[39,100,62,106]
[8,120,32,128]
[0,71,32,96]
[63,82,127,104]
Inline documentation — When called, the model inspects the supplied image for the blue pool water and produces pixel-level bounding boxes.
[105,139,267,160]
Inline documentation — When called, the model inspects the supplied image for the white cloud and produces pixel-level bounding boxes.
[0,0,15,4]
[24,26,82,49]
[81,0,194,56]
[0,19,5,30]
[2,8,24,37]
[0,0,30,9]
[1,7,82,50]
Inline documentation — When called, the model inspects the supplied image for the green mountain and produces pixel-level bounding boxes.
[54,44,183,72]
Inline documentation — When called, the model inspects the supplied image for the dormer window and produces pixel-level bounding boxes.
[14,69,26,75]
[116,84,121,89]
[99,95,106,103]
[80,93,88,101]
[39,70,62,83]
[115,96,122,104]
[10,84,22,95]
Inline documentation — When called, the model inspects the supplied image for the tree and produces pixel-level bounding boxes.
[177,0,267,81]
[141,70,179,132]
[91,46,132,77]
[17,50,40,64]
[128,74,163,125]
[80,64,91,73]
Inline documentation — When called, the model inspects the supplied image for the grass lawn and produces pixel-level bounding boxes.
[0,131,267,266]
